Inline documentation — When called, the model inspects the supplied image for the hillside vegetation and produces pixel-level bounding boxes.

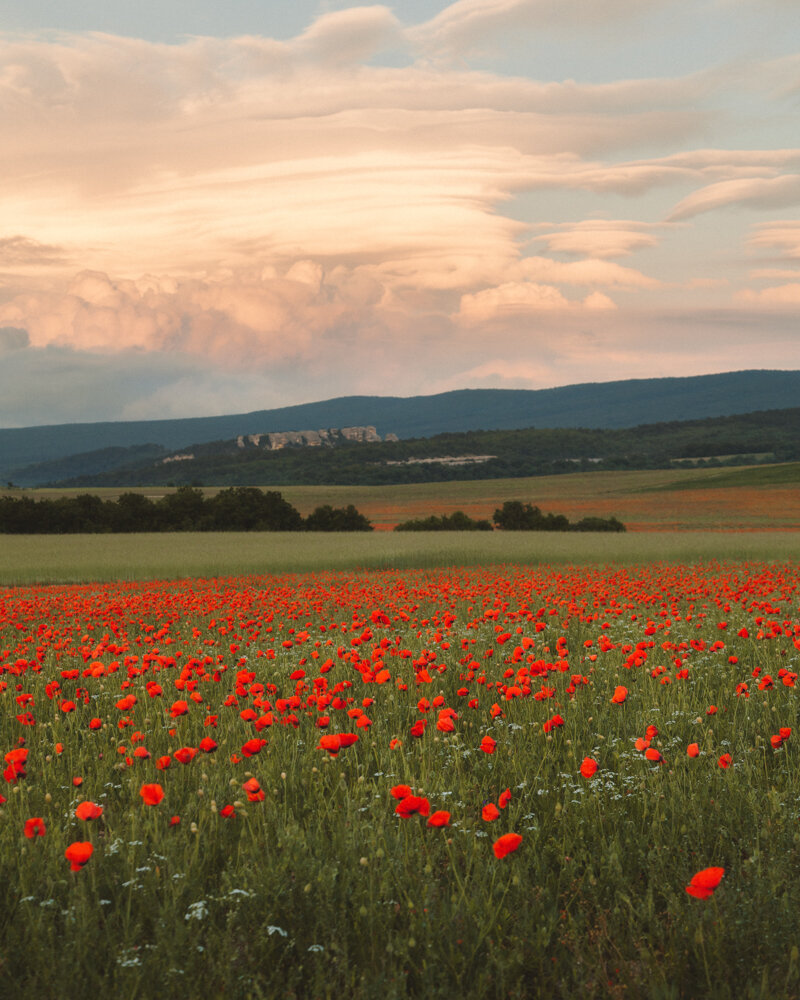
[4,369,800,485]
[40,406,800,488]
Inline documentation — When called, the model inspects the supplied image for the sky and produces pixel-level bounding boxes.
[1,0,800,427]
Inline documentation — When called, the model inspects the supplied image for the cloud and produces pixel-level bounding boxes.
[408,0,680,57]
[456,279,621,323]
[531,221,660,258]
[747,220,800,260]
[0,264,390,364]
[668,175,800,220]
[292,6,402,65]
[0,326,29,353]
[736,283,800,306]
[0,236,67,268]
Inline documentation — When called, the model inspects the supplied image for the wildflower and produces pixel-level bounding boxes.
[687,743,700,758]
[482,803,500,821]
[75,802,103,821]
[24,817,46,839]
[241,738,267,757]
[645,747,664,763]
[611,686,627,704]
[65,842,93,872]
[480,735,497,754]
[242,778,265,802]
[390,784,413,800]
[174,747,198,765]
[395,796,430,818]
[493,833,523,859]
[427,811,450,827]
[498,788,512,808]
[140,783,165,806]
[579,757,598,779]
[685,867,724,899]
[718,753,732,769]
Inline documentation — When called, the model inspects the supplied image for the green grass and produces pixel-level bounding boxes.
[655,462,800,492]
[3,530,800,584]
[2,564,800,998]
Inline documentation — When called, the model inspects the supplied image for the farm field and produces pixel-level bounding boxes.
[3,531,800,585]
[1,562,799,999]
[6,462,800,531]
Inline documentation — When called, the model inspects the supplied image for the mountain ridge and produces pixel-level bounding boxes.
[3,369,800,486]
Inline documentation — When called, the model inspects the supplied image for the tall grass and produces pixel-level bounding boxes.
[2,530,800,584]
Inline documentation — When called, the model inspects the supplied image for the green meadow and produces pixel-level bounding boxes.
[3,530,800,585]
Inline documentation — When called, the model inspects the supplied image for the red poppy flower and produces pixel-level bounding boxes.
[611,686,627,704]
[394,795,430,818]
[480,735,497,754]
[243,777,265,802]
[718,753,732,769]
[169,700,189,718]
[409,720,427,738]
[498,788,512,808]
[685,867,724,899]
[493,832,523,859]
[198,737,218,753]
[65,841,93,871]
[220,804,236,818]
[579,757,598,779]
[24,817,46,839]
[241,738,267,757]
[645,747,664,763]
[140,783,164,806]
[482,803,500,822]
[390,784,413,800]
[687,743,700,758]
[75,802,103,821]
[156,755,171,770]
[427,811,450,827]
[173,747,198,765]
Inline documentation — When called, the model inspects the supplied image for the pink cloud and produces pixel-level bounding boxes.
[668,175,800,221]
[531,221,660,258]
[747,220,800,259]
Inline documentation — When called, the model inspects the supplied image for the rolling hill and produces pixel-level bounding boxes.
[3,369,800,486]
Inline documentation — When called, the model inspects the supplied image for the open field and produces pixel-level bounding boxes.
[2,563,799,999]
[3,530,800,585]
[6,463,800,531]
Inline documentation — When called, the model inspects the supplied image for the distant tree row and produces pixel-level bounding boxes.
[394,511,494,531]
[394,502,625,532]
[0,487,372,533]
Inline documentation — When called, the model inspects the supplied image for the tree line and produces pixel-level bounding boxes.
[395,502,625,532]
[0,487,373,534]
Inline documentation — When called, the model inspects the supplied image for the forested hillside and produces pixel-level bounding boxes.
[45,406,800,488]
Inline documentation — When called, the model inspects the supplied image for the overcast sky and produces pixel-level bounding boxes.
[1,0,799,427]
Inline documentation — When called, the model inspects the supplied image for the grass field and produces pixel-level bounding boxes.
[2,563,799,999]
[3,530,800,585]
[6,463,800,532]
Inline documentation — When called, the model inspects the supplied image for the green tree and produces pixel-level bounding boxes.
[304,504,372,531]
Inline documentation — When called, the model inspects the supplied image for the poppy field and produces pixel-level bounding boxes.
[2,562,800,999]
